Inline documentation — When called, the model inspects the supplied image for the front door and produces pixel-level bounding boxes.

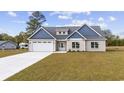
[58,42,66,51]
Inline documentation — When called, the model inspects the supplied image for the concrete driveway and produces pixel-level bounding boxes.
[0,52,52,81]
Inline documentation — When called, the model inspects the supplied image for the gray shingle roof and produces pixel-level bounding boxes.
[0,41,17,46]
[0,41,7,46]
[44,25,105,40]
[44,27,78,39]
[91,26,105,36]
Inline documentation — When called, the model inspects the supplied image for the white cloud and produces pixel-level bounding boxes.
[97,22,108,30]
[27,11,33,16]
[12,20,25,24]
[72,19,94,26]
[64,19,95,26]
[50,12,73,20]
[49,11,59,16]
[43,22,49,26]
[58,15,72,19]
[109,16,116,21]
[50,11,91,16]
[50,11,78,16]
[64,19,108,30]
[98,17,104,22]
[8,11,17,17]
[82,11,91,15]
[50,11,91,20]
[97,17,107,29]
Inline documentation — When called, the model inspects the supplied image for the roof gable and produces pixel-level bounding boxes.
[29,28,55,39]
[78,24,101,37]
[68,32,85,39]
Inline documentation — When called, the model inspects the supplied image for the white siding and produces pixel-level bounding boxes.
[29,40,33,51]
[85,40,106,51]
[29,39,106,52]
[67,39,85,51]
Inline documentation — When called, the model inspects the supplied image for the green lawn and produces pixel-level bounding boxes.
[6,47,124,81]
[0,49,28,58]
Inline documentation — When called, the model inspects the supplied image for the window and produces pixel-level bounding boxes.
[91,42,99,48]
[59,32,61,34]
[91,42,94,48]
[63,32,65,34]
[95,42,98,48]
[72,42,80,48]
[43,41,46,43]
[56,31,68,35]
[76,42,80,48]
[72,42,75,48]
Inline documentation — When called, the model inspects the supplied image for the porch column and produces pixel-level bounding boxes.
[84,40,86,51]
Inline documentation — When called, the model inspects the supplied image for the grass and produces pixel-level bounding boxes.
[0,49,28,58]
[107,46,124,51]
[6,46,124,81]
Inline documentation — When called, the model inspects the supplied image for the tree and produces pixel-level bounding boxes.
[0,34,2,40]
[14,31,28,46]
[102,29,113,46]
[102,29,120,46]
[0,33,14,41]
[26,11,46,36]
[18,32,28,43]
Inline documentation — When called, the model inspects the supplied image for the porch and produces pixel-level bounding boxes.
[56,41,67,51]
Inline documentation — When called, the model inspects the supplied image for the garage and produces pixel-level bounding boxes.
[32,41,54,52]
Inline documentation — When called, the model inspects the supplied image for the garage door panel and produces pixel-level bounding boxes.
[32,41,54,51]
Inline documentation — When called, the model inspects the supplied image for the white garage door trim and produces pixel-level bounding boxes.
[32,41,54,52]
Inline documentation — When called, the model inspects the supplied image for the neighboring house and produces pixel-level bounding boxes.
[19,43,28,49]
[0,41,17,50]
[28,24,106,52]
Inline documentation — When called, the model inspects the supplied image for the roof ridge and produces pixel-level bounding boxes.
[44,26,100,27]
[44,26,81,28]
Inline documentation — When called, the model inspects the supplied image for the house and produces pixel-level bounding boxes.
[0,41,17,50]
[19,43,28,49]
[28,24,106,52]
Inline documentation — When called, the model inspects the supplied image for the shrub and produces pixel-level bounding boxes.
[68,49,71,52]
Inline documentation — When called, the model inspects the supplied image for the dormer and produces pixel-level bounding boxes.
[56,28,69,35]
[56,31,68,35]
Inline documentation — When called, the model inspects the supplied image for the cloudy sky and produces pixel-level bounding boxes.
[0,11,124,38]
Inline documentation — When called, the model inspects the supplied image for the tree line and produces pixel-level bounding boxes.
[102,29,124,46]
[0,11,124,46]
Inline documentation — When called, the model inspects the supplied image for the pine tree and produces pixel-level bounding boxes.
[26,11,46,36]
